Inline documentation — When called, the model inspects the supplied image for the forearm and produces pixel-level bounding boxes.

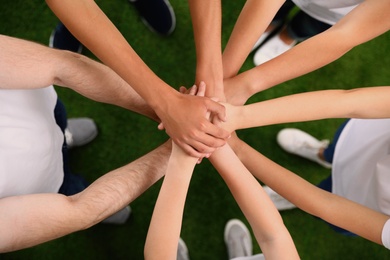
[188,0,224,98]
[145,145,197,259]
[0,193,86,253]
[244,29,352,95]
[210,145,299,259]
[239,0,390,96]
[227,87,390,131]
[0,141,171,252]
[55,51,158,121]
[0,33,158,120]
[231,138,389,246]
[222,0,284,78]
[46,0,174,110]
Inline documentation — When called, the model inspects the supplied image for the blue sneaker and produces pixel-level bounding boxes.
[49,23,83,53]
[129,0,176,35]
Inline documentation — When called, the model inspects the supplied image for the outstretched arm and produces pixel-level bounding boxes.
[45,0,230,157]
[188,0,224,98]
[220,86,390,132]
[229,136,389,247]
[0,34,157,121]
[210,144,299,260]
[224,0,390,104]
[222,0,285,79]
[0,141,171,253]
[144,142,197,260]
[145,85,205,259]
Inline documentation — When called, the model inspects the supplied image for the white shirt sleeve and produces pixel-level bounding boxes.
[381,218,390,249]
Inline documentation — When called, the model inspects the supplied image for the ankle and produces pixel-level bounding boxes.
[279,28,295,45]
[318,148,326,161]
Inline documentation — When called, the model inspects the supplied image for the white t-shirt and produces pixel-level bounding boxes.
[0,86,64,197]
[291,0,363,25]
[332,118,390,215]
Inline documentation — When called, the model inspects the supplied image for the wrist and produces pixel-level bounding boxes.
[196,65,224,98]
[149,86,178,118]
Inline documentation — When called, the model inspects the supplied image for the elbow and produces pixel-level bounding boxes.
[52,50,87,87]
[67,195,103,231]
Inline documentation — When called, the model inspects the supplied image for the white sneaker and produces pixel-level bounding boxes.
[101,205,131,225]
[177,237,190,260]
[253,34,296,66]
[277,128,332,168]
[224,219,252,259]
[251,31,271,52]
[251,23,284,52]
[263,186,296,211]
[65,118,98,149]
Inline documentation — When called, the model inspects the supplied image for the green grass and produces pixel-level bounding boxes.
[1,0,390,259]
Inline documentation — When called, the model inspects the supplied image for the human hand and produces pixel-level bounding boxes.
[155,83,230,158]
[210,101,240,134]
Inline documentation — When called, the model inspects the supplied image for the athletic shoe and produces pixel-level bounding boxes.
[277,128,332,168]
[65,118,98,149]
[49,23,83,53]
[101,205,132,225]
[251,23,283,52]
[224,219,252,259]
[129,0,176,36]
[253,33,296,65]
[177,237,190,260]
[263,186,296,211]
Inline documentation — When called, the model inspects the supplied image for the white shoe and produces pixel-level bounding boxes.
[263,186,296,211]
[277,128,332,168]
[177,237,190,260]
[65,118,98,149]
[101,205,131,225]
[224,219,253,259]
[253,34,296,66]
[251,31,271,52]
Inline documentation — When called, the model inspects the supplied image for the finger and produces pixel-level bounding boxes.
[176,140,209,158]
[179,86,188,94]
[197,157,205,164]
[193,125,228,149]
[203,120,231,141]
[182,130,220,154]
[197,81,206,97]
[206,99,227,122]
[188,85,197,96]
[157,122,165,130]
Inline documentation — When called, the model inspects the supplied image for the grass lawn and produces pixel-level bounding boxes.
[1,0,390,259]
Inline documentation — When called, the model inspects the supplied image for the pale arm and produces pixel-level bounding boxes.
[225,0,390,104]
[45,0,230,157]
[221,86,390,132]
[0,35,157,121]
[222,0,285,79]
[0,141,171,253]
[145,84,204,259]
[144,142,197,260]
[210,145,299,260]
[229,137,389,246]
